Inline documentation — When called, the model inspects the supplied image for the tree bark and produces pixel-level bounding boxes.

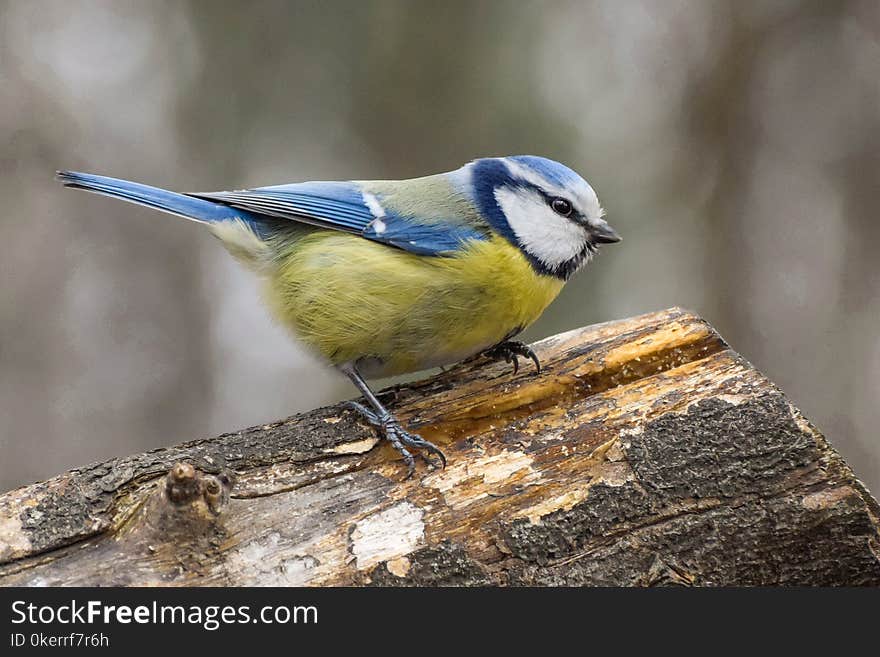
[1,308,878,586]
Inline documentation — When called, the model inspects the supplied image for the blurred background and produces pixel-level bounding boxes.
[1,0,878,494]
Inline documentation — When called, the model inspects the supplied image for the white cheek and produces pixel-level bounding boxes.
[494,187,588,268]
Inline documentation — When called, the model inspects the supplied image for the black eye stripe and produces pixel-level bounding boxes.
[513,184,588,223]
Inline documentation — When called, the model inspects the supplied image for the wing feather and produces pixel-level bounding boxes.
[189,179,487,256]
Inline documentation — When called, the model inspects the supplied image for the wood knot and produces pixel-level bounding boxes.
[164,462,232,516]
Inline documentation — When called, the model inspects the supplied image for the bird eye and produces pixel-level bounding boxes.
[550,197,573,217]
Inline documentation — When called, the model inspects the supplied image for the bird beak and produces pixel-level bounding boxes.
[591,222,621,244]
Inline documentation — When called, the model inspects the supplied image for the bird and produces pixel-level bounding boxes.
[57,155,621,477]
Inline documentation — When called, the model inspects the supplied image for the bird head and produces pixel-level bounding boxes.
[464,155,620,279]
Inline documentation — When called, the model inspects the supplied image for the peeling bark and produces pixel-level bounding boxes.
[1,308,878,586]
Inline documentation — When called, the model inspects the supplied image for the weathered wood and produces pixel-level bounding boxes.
[1,307,878,586]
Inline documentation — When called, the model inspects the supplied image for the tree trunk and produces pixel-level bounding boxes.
[1,308,878,586]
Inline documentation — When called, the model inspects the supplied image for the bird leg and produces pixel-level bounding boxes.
[483,341,541,375]
[340,363,446,478]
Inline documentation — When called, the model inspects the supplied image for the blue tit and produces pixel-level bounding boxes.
[57,155,621,477]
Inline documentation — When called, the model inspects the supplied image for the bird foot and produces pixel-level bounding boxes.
[483,341,541,375]
[345,401,447,478]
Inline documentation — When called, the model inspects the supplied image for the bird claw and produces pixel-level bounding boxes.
[345,401,380,425]
[345,401,446,478]
[483,341,541,375]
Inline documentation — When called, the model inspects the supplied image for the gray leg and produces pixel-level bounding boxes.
[340,362,446,478]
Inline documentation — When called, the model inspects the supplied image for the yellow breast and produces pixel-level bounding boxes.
[263,232,564,377]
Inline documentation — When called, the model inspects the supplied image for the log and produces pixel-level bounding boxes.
[1,307,878,586]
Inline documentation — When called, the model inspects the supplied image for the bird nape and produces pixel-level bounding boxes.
[57,155,621,477]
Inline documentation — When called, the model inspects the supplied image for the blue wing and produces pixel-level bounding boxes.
[190,182,485,256]
[361,219,485,256]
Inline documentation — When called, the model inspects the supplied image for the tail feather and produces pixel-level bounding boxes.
[56,170,251,225]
